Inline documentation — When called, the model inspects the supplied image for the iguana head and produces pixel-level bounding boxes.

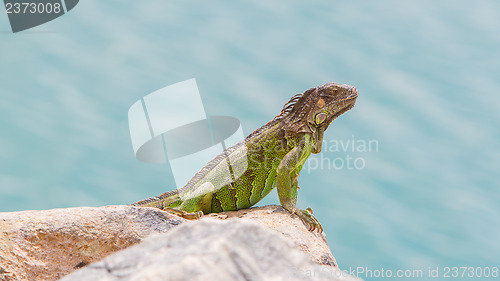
[280,82,358,153]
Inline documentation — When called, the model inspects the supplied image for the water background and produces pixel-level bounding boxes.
[1,1,499,280]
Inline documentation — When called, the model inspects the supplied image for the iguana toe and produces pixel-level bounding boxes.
[297,208,323,233]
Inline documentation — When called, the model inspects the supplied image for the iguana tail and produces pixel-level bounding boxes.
[131,189,182,209]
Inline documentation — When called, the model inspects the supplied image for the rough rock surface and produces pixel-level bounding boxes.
[60,219,357,281]
[0,206,185,281]
[204,205,337,267]
[0,205,347,281]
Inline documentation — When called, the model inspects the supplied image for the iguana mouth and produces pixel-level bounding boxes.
[330,100,356,121]
[335,104,354,118]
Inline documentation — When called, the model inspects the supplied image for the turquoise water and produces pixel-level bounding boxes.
[1,1,499,280]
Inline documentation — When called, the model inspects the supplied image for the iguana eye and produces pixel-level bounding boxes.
[314,112,327,125]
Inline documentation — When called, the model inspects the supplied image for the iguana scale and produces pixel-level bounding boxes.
[132,82,358,232]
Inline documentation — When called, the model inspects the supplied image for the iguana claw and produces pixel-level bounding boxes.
[297,208,323,233]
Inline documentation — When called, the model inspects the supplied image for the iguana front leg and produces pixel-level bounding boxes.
[290,167,302,205]
[277,145,322,232]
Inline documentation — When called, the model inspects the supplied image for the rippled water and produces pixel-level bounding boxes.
[1,1,499,280]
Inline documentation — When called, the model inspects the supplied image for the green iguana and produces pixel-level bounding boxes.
[132,82,358,232]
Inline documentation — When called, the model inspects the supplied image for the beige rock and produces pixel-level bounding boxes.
[0,206,185,281]
[205,205,337,267]
[60,219,357,281]
[0,205,342,281]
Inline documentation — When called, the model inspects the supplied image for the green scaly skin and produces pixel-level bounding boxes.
[132,82,358,232]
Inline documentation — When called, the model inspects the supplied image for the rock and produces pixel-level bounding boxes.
[60,219,358,281]
[204,205,337,267]
[0,206,186,281]
[0,205,351,281]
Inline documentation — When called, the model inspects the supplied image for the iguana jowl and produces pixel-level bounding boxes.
[132,82,358,232]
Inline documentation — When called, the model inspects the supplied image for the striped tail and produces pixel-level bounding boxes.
[131,189,182,209]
